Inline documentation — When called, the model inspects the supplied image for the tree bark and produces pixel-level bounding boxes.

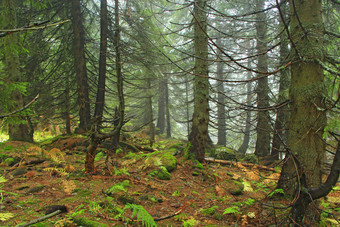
[156,76,166,134]
[188,0,209,162]
[271,1,290,160]
[254,0,271,158]
[165,77,172,138]
[216,38,226,147]
[94,0,108,124]
[71,0,91,133]
[238,40,253,155]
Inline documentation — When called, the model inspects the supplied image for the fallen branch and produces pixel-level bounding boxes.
[17,210,63,227]
[204,157,275,172]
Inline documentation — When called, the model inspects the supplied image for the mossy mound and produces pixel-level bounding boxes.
[219,179,244,196]
[242,154,258,164]
[149,166,171,180]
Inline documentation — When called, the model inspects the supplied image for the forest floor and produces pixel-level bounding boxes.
[0,134,339,227]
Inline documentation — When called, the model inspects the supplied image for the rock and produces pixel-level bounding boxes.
[214,147,237,161]
[12,167,27,176]
[27,185,45,194]
[242,154,258,164]
[117,194,139,205]
[219,179,244,196]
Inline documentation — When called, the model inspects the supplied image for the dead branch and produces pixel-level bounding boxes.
[0,94,39,119]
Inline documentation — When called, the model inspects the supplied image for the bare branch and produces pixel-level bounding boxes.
[0,94,39,119]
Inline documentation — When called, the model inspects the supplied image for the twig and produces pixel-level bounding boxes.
[204,157,275,171]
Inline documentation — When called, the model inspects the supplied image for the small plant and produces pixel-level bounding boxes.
[106,180,130,194]
[268,188,284,197]
[200,206,218,216]
[124,203,157,227]
[182,218,197,227]
[172,190,180,197]
[244,198,255,206]
[113,167,130,176]
[0,175,14,221]
[223,206,241,215]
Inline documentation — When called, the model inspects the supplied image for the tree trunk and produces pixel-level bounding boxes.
[93,0,108,124]
[2,0,32,142]
[216,38,226,147]
[188,0,209,162]
[165,77,171,138]
[238,41,253,154]
[271,2,290,160]
[145,75,155,145]
[156,76,166,134]
[254,0,271,158]
[71,0,91,133]
[277,0,327,223]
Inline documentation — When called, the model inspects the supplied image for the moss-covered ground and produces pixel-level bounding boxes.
[0,134,339,226]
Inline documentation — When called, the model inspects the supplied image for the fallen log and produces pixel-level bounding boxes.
[204,157,276,172]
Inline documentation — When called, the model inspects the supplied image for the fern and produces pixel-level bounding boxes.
[0,212,14,221]
[43,167,68,176]
[223,206,241,215]
[124,203,157,227]
[107,180,130,194]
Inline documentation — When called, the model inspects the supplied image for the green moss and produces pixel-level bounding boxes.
[144,150,177,173]
[194,160,204,170]
[3,157,14,165]
[242,154,258,164]
[200,206,218,216]
[215,147,237,161]
[72,216,108,227]
[149,166,171,180]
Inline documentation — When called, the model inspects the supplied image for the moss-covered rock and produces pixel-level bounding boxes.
[72,216,108,227]
[149,166,171,180]
[213,147,237,161]
[242,154,258,164]
[144,151,177,172]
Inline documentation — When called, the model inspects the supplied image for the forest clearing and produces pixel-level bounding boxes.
[1,0,340,226]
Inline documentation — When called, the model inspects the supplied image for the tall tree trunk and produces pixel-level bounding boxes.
[271,2,290,160]
[156,76,166,134]
[216,38,226,147]
[71,0,91,133]
[165,77,171,138]
[254,0,271,158]
[94,0,108,124]
[185,77,190,139]
[145,75,155,145]
[277,0,327,223]
[64,75,71,134]
[238,40,253,154]
[188,0,209,162]
[2,0,32,142]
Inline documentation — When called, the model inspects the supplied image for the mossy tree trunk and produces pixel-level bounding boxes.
[2,0,32,142]
[277,0,327,224]
[254,0,271,158]
[188,0,209,162]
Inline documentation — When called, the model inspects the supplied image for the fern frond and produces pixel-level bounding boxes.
[107,180,130,194]
[0,212,14,221]
[43,167,68,176]
[124,203,157,227]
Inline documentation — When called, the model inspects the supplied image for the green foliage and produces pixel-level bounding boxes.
[113,167,130,176]
[0,175,14,221]
[95,151,105,161]
[148,166,171,180]
[200,206,218,216]
[106,180,130,194]
[182,218,197,227]
[124,203,157,227]
[268,188,284,197]
[223,206,241,215]
[194,160,204,170]
[244,198,255,206]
